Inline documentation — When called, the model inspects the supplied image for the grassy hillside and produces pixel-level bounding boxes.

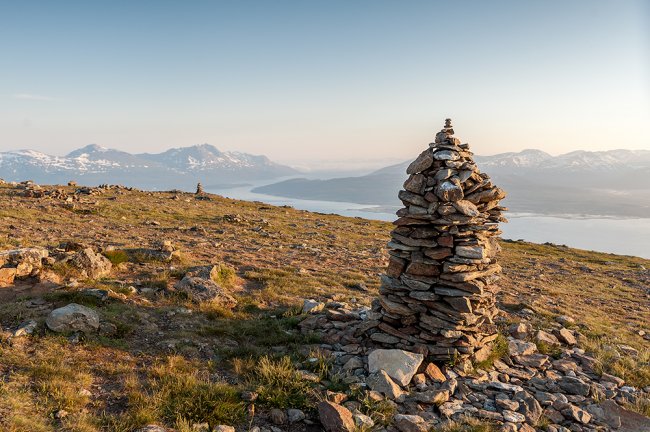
[0,183,648,431]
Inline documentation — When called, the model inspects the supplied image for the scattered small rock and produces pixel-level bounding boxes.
[269,408,287,425]
[287,408,306,423]
[12,320,38,337]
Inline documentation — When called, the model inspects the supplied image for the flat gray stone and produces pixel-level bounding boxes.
[599,399,650,432]
[368,349,424,386]
[46,303,100,333]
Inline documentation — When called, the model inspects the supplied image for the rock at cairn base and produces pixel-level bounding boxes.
[367,119,507,362]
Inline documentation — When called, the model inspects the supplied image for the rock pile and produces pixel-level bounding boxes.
[70,247,113,279]
[173,264,238,307]
[0,247,50,286]
[368,119,507,362]
[298,301,650,432]
[18,182,134,200]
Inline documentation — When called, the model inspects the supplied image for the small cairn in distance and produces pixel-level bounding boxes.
[367,119,508,363]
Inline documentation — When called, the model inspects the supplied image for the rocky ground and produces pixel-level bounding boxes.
[0,181,648,432]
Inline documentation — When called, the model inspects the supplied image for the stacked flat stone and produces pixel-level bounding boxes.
[370,119,507,362]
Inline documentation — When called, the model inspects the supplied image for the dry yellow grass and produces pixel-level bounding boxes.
[0,183,648,429]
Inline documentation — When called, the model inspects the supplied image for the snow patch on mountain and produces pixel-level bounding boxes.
[475,149,650,171]
[0,144,298,188]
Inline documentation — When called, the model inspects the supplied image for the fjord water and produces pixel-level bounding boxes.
[209,184,650,259]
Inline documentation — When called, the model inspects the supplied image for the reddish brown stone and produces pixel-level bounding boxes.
[326,391,348,405]
[424,362,446,382]
[0,267,16,286]
[405,262,440,277]
[423,247,452,260]
[386,256,406,278]
[317,401,355,432]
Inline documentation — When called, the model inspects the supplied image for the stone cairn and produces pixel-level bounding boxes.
[195,182,204,194]
[368,119,507,363]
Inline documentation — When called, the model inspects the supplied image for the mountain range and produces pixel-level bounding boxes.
[2,144,649,217]
[0,144,298,190]
[253,149,650,218]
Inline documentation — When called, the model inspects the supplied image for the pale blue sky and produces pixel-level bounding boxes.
[1,0,648,168]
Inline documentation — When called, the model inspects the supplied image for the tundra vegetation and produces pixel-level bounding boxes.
[0,182,648,431]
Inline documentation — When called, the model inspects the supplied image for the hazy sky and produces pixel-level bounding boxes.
[1,0,648,168]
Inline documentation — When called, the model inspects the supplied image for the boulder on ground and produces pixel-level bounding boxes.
[71,248,112,279]
[174,265,237,307]
[46,303,100,333]
[0,247,49,283]
[367,349,424,386]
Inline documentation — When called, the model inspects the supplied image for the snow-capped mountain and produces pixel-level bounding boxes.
[474,149,650,171]
[140,144,280,172]
[473,149,553,168]
[254,148,650,218]
[0,144,298,190]
[65,144,149,167]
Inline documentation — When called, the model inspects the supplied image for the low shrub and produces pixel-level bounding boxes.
[103,250,129,265]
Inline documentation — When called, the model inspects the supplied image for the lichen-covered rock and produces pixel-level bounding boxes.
[0,247,49,283]
[173,265,237,307]
[46,303,100,333]
[71,248,112,279]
